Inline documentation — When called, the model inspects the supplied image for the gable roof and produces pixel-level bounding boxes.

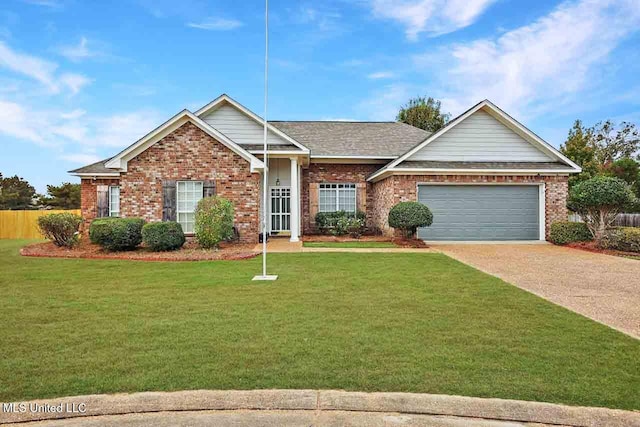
[367,99,582,182]
[196,94,310,153]
[71,110,265,176]
[270,121,430,157]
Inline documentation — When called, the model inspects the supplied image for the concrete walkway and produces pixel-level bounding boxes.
[432,243,640,339]
[253,238,433,253]
[2,390,638,427]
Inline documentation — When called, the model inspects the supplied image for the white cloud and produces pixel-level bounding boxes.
[0,41,92,95]
[57,37,94,62]
[22,0,62,7]
[416,0,640,117]
[0,41,58,91]
[59,73,92,95]
[60,153,101,164]
[367,71,395,80]
[60,109,86,120]
[0,100,44,143]
[91,111,163,148]
[370,0,496,40]
[187,17,242,31]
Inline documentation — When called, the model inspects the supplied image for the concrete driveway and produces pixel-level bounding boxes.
[432,243,640,339]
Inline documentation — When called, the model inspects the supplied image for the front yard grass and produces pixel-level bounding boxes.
[303,241,396,248]
[1,239,638,410]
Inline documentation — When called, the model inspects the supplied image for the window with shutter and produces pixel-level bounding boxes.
[177,181,203,233]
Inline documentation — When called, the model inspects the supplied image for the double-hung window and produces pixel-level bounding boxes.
[319,183,356,213]
[177,181,203,233]
[108,186,120,217]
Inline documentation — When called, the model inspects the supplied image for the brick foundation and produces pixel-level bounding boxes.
[370,174,569,240]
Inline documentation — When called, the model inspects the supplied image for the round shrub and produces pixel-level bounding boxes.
[89,217,145,251]
[195,196,235,249]
[37,212,82,248]
[142,221,185,251]
[601,227,640,253]
[548,221,592,245]
[388,201,433,238]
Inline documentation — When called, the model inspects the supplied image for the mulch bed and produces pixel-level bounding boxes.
[302,234,428,248]
[564,241,640,260]
[20,240,259,262]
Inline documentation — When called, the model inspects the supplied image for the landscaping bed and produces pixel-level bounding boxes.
[565,241,640,260]
[302,235,428,248]
[20,239,258,261]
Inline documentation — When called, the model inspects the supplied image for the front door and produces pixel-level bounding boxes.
[270,187,291,233]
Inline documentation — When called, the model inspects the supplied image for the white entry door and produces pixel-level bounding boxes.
[270,187,291,232]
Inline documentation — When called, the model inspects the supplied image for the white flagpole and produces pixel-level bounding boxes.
[253,0,277,281]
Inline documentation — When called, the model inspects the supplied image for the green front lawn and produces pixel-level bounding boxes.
[1,240,638,410]
[303,241,396,248]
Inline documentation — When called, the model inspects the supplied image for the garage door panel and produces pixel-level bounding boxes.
[417,185,539,240]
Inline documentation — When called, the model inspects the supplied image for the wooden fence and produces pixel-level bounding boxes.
[568,212,640,227]
[0,210,81,239]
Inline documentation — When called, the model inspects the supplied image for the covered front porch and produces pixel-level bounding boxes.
[259,155,305,242]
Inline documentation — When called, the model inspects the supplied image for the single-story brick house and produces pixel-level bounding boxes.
[70,94,581,243]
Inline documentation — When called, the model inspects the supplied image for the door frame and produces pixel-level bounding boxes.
[415,182,546,241]
[268,186,292,233]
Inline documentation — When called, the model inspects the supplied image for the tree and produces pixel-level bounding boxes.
[0,173,36,210]
[603,157,640,187]
[397,96,450,132]
[560,120,598,187]
[39,182,81,209]
[591,120,640,165]
[567,176,635,245]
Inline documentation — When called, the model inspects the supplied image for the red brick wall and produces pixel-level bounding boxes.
[117,121,260,243]
[301,163,380,234]
[371,174,569,239]
[80,178,120,231]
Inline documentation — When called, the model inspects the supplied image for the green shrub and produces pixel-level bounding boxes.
[548,221,592,245]
[315,211,366,236]
[601,227,640,253]
[567,176,635,243]
[195,196,235,249]
[388,202,433,238]
[142,221,185,251]
[37,212,82,248]
[89,217,145,251]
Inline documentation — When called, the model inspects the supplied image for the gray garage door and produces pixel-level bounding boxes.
[417,185,540,241]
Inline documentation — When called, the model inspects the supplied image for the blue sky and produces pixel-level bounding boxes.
[1,0,639,192]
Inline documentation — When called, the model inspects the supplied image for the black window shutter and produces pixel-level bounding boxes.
[203,180,216,198]
[162,180,177,221]
[96,185,109,218]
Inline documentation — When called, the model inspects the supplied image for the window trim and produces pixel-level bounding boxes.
[318,183,356,213]
[176,180,204,234]
[108,186,120,217]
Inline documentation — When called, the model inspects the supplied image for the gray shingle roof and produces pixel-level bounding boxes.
[396,161,575,171]
[68,159,115,174]
[242,144,303,152]
[270,121,430,157]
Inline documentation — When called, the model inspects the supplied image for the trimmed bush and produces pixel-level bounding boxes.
[195,196,235,249]
[37,212,82,248]
[567,176,635,244]
[315,211,366,236]
[601,227,640,253]
[388,201,433,238]
[89,217,145,251]
[548,221,592,245]
[142,221,185,251]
